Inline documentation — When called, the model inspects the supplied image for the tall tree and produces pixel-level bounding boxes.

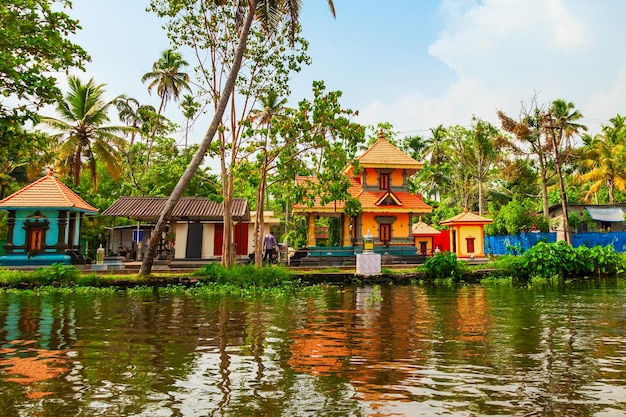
[498,101,553,218]
[541,99,587,244]
[576,115,626,203]
[140,0,335,274]
[422,124,449,201]
[39,76,132,188]
[141,49,191,116]
[249,89,287,266]
[141,49,191,163]
[445,118,501,214]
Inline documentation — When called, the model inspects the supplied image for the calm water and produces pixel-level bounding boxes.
[0,281,625,417]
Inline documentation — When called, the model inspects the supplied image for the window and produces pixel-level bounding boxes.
[380,173,390,190]
[380,224,391,243]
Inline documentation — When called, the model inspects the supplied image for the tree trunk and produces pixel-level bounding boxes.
[538,155,550,219]
[254,152,268,267]
[551,131,571,244]
[139,2,256,276]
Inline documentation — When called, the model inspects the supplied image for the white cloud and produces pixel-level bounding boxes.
[368,0,626,137]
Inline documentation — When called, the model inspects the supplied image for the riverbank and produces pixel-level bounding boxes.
[0,263,496,290]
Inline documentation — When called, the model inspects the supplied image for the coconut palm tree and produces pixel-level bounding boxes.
[140,0,336,275]
[577,115,626,203]
[542,99,587,244]
[39,76,132,189]
[141,49,191,116]
[141,49,191,163]
[249,89,287,266]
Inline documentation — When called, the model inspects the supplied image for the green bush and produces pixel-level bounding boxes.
[193,263,295,289]
[32,263,81,285]
[497,241,624,281]
[422,251,463,282]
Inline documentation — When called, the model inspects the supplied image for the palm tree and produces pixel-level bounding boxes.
[115,97,159,146]
[542,99,587,244]
[39,76,132,188]
[249,89,287,266]
[422,124,448,201]
[180,94,200,148]
[140,0,336,275]
[141,49,191,163]
[577,115,626,203]
[141,49,191,116]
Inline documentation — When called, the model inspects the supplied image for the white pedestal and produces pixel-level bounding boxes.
[356,253,381,276]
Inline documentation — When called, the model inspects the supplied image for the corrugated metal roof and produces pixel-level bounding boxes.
[0,173,98,213]
[586,206,625,222]
[102,197,250,221]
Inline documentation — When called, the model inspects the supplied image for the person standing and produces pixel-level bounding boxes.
[263,231,278,263]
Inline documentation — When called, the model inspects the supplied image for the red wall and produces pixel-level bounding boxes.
[433,229,451,252]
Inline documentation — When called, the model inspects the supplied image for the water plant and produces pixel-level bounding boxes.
[193,263,295,289]
[422,251,464,282]
[494,241,625,281]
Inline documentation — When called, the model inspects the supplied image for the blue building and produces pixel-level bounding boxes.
[0,172,98,266]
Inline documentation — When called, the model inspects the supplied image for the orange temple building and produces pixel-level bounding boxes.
[293,132,432,257]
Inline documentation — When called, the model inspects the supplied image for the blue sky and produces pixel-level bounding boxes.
[67,0,626,143]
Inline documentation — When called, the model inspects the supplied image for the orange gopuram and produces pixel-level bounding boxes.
[292,131,432,253]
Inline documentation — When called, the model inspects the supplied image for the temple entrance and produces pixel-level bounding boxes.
[27,227,44,254]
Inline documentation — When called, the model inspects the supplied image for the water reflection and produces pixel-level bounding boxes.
[0,283,624,416]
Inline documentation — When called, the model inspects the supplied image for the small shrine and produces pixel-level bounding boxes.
[293,131,432,254]
[412,217,442,255]
[0,171,98,266]
[440,209,492,259]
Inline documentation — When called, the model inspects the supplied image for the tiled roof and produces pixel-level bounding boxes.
[440,209,493,225]
[412,219,441,236]
[102,196,250,221]
[292,179,432,214]
[347,133,423,175]
[358,191,432,212]
[0,173,98,213]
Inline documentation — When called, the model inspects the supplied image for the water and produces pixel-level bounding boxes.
[0,281,625,416]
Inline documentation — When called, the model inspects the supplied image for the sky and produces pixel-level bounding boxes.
[66,0,626,145]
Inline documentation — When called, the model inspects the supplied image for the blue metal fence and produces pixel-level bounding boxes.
[484,232,556,255]
[485,231,626,255]
[571,231,626,252]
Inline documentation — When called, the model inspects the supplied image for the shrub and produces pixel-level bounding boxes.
[31,263,80,285]
[422,251,462,282]
[502,241,624,281]
[193,263,295,289]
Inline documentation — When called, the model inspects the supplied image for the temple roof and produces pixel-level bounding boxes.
[0,173,98,213]
[412,218,441,236]
[292,176,432,214]
[440,209,493,225]
[102,196,250,222]
[345,132,423,176]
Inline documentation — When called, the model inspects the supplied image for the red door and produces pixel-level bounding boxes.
[214,224,223,256]
[233,223,249,255]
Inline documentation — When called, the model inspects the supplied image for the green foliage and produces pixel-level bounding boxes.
[0,263,81,287]
[34,263,81,284]
[192,263,296,289]
[0,0,89,127]
[494,241,624,281]
[486,199,549,235]
[426,202,461,228]
[422,251,463,282]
